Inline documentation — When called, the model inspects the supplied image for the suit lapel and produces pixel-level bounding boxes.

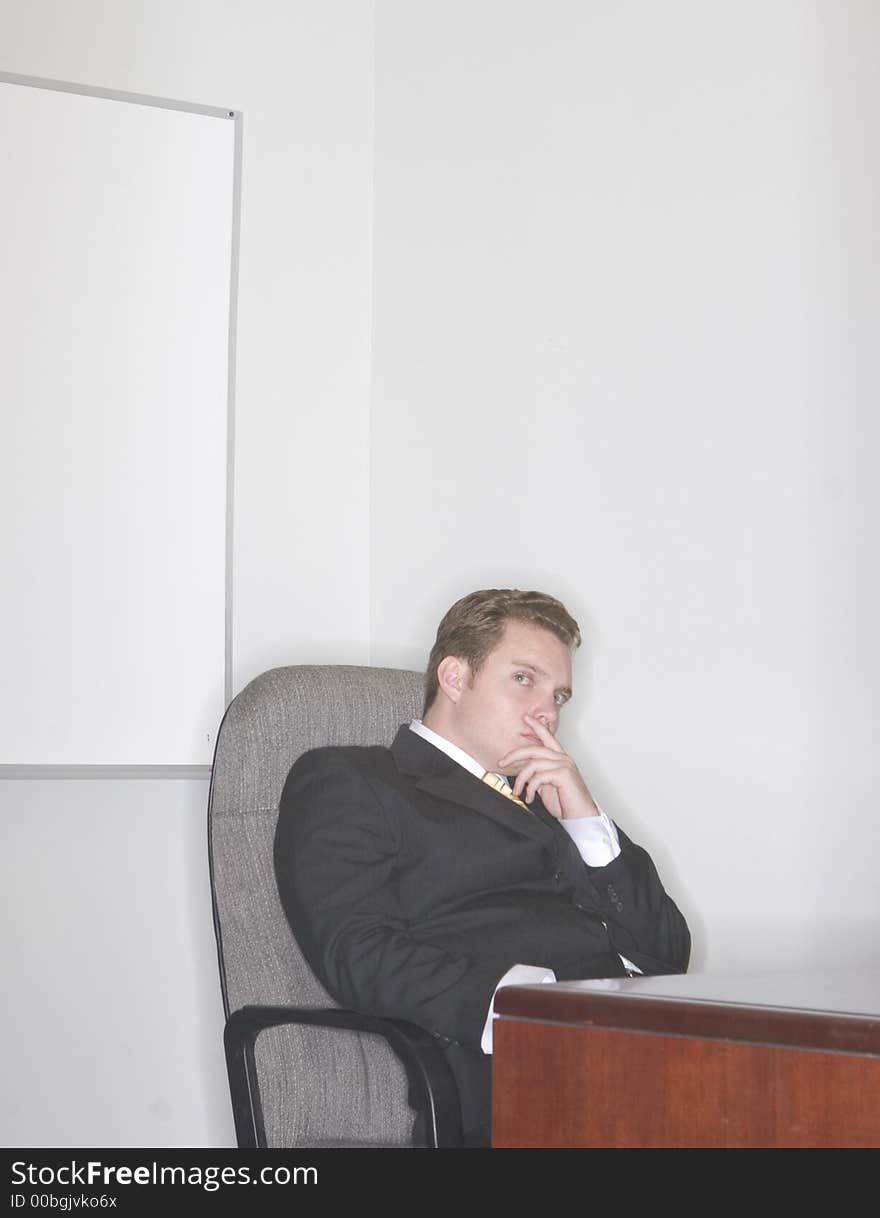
[390,725,558,842]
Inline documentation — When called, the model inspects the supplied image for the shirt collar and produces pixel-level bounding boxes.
[408,719,487,780]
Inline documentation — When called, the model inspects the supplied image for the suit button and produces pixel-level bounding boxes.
[553,870,563,883]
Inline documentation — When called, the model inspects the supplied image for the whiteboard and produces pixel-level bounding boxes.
[0,76,238,767]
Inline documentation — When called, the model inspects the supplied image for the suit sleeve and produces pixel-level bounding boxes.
[584,825,691,975]
[274,748,506,1049]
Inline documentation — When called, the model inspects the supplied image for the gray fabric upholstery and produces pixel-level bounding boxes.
[208,664,426,1147]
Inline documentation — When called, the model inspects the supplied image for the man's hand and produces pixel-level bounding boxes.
[496,716,599,820]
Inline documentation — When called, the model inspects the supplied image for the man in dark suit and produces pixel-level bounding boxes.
[275,589,690,1145]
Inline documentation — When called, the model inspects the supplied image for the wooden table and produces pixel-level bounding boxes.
[492,968,880,1147]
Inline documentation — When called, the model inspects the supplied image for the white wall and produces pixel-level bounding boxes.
[0,0,375,679]
[1,779,221,1147]
[0,0,374,1147]
[370,1,880,971]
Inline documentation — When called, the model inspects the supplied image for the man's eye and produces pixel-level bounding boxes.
[513,672,531,686]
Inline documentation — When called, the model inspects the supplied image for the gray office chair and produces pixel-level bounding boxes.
[207,664,463,1148]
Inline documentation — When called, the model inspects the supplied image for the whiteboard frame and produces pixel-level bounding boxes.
[0,71,241,778]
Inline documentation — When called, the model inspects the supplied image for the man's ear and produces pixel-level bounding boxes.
[436,655,469,704]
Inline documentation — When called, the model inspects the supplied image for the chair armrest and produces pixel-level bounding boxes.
[224,1004,464,1149]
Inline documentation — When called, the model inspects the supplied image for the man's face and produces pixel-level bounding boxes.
[450,620,573,773]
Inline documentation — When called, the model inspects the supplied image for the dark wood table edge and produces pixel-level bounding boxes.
[493,985,880,1056]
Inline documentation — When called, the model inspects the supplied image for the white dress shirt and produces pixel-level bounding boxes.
[408,721,640,1053]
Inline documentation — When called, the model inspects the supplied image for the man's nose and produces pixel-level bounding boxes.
[532,700,558,733]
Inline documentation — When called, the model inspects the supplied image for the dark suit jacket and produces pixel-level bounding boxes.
[274,725,690,1055]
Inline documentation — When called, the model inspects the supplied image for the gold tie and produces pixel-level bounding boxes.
[481,771,529,809]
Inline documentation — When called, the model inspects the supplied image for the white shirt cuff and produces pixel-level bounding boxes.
[480,963,557,1055]
[560,807,621,867]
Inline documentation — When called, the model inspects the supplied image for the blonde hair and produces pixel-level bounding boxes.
[424,588,581,714]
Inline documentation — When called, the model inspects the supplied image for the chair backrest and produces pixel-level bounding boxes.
[208,664,425,1146]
